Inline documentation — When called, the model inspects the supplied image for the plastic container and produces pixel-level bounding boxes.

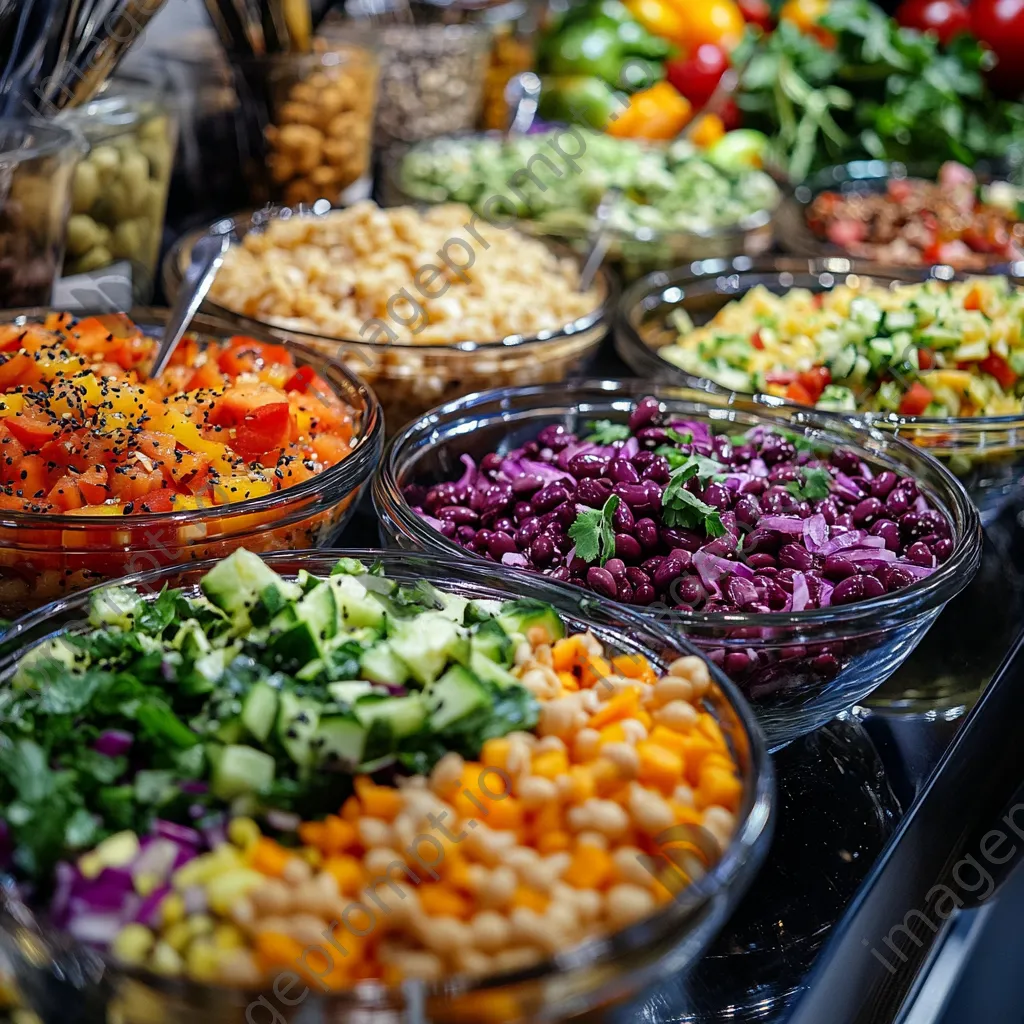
[0,120,83,309]
[57,80,178,303]
[387,131,779,280]
[372,381,982,748]
[230,45,378,208]
[0,548,773,1024]
[615,256,1024,524]
[162,207,613,431]
[0,310,382,615]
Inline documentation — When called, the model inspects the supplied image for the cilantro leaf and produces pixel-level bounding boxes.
[666,427,693,445]
[584,420,631,445]
[136,587,182,637]
[662,469,727,536]
[655,452,726,485]
[568,495,621,565]
[785,466,834,501]
[773,427,825,454]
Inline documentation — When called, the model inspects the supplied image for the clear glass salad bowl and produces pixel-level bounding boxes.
[0,309,384,616]
[0,549,773,1024]
[614,256,1024,525]
[372,381,983,749]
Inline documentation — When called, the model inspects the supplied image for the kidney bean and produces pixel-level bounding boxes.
[768,463,802,484]
[811,653,840,678]
[586,566,618,599]
[568,452,608,478]
[702,482,731,510]
[491,515,514,533]
[547,502,573,531]
[724,652,752,677]
[869,471,898,499]
[612,482,650,509]
[603,557,626,580]
[479,453,503,475]
[549,566,571,582]
[633,583,656,605]
[672,576,705,606]
[851,497,883,526]
[473,527,493,550]
[636,426,669,444]
[608,459,640,485]
[532,483,571,512]
[743,529,781,555]
[726,576,759,609]
[834,513,855,531]
[438,505,478,525]
[456,525,477,543]
[537,424,570,449]
[869,519,900,551]
[576,479,612,508]
[884,490,911,517]
[862,576,886,598]
[933,537,954,561]
[660,526,704,552]
[653,557,684,591]
[667,548,693,571]
[733,494,762,527]
[515,520,540,547]
[628,396,661,432]
[615,533,642,561]
[569,555,590,575]
[906,541,935,567]
[616,580,635,603]
[900,509,950,541]
[830,449,861,475]
[884,565,915,592]
[625,566,650,588]
[530,535,555,565]
[439,520,457,538]
[778,543,815,571]
[747,553,776,569]
[773,568,797,591]
[612,502,635,533]
[764,580,789,609]
[740,478,767,496]
[762,487,797,516]
[832,574,871,604]
[641,456,672,483]
[513,501,534,522]
[487,532,518,560]
[824,554,859,580]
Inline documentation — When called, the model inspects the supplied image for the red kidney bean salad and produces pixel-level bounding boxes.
[403,397,954,615]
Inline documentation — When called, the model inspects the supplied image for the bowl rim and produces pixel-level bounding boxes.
[0,118,85,161]
[615,254,1024,433]
[0,307,384,528]
[386,129,782,245]
[373,379,983,631]
[161,205,615,354]
[0,547,774,1007]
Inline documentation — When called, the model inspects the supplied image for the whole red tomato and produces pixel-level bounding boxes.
[972,0,1024,96]
[737,0,774,30]
[665,44,730,109]
[895,0,971,44]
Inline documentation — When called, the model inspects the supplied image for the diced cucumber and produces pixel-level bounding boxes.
[200,549,301,616]
[868,337,894,361]
[424,666,490,731]
[241,682,279,743]
[216,718,245,744]
[314,715,367,768]
[850,296,883,332]
[174,620,211,659]
[248,582,296,626]
[88,586,140,630]
[12,637,83,688]
[295,570,322,594]
[329,574,385,630]
[211,745,275,800]
[917,325,962,349]
[464,599,503,625]
[360,642,410,686]
[388,613,469,685]
[884,310,917,333]
[297,583,339,642]
[269,605,298,631]
[276,691,322,767]
[267,621,321,671]
[470,618,514,667]
[437,593,469,624]
[497,599,565,644]
[354,693,428,739]
[470,649,520,689]
[829,345,857,381]
[327,681,377,704]
[296,658,326,682]
[952,339,990,362]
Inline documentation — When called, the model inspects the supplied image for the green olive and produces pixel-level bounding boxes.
[71,162,101,215]
[90,145,121,176]
[66,214,100,257]
[112,219,143,262]
[138,114,169,144]
[120,151,150,193]
[72,245,114,274]
[139,138,171,183]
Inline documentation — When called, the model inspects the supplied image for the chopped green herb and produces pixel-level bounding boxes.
[584,420,631,445]
[665,427,693,445]
[568,494,621,565]
[785,466,833,501]
[662,469,726,536]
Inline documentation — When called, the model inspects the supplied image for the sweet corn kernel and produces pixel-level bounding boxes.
[213,923,245,951]
[163,921,193,954]
[111,924,154,966]
[160,893,185,927]
[205,869,267,915]
[150,940,184,976]
[227,817,261,851]
[186,939,220,982]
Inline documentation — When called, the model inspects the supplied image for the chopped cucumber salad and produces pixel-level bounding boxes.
[399,133,780,238]
[660,276,1024,419]
[0,550,557,883]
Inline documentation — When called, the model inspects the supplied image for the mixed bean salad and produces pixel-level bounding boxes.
[404,398,954,617]
[659,277,1024,418]
[0,550,740,987]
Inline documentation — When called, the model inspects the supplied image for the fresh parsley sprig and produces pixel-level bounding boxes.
[584,420,631,444]
[662,468,726,536]
[568,495,620,565]
[785,466,833,501]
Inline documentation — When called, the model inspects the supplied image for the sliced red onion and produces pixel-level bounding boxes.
[844,547,897,563]
[621,437,640,459]
[454,454,477,496]
[859,535,887,548]
[180,781,208,796]
[895,562,936,578]
[50,861,77,926]
[421,514,445,532]
[729,577,759,607]
[834,472,865,502]
[791,572,810,611]
[820,530,869,555]
[693,550,728,592]
[501,552,529,567]
[803,514,828,553]
[517,457,576,486]
[265,809,301,832]
[913,495,930,513]
[748,458,769,477]
[94,730,133,757]
[181,885,208,916]
[818,580,835,607]
[134,885,171,927]
[758,515,806,534]
[131,839,178,889]
[153,820,203,847]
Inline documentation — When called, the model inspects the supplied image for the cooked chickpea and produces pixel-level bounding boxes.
[430,752,464,795]
[612,846,656,888]
[702,806,737,851]
[602,742,640,779]
[654,699,700,731]
[418,915,470,955]
[518,774,558,808]
[478,865,517,908]
[606,884,656,930]
[669,655,712,694]
[628,784,675,835]
[471,910,512,952]
[654,674,695,706]
[357,817,393,848]
[621,719,649,745]
[573,727,601,762]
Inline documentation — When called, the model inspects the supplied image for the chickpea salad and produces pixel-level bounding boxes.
[659,277,1024,419]
[0,549,740,987]
[399,134,781,238]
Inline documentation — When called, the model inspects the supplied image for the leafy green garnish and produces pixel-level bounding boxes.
[665,427,693,445]
[655,451,727,484]
[785,466,834,501]
[568,494,621,565]
[773,427,824,454]
[662,469,726,536]
[584,419,631,444]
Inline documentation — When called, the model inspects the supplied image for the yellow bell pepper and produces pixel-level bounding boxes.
[608,82,693,140]
[688,112,726,148]
[625,0,689,44]
[0,395,26,419]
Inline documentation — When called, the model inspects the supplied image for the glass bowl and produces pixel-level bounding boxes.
[161,206,613,432]
[372,381,983,749]
[383,131,779,281]
[0,549,773,1024]
[615,256,1024,525]
[775,159,1022,269]
[0,309,383,616]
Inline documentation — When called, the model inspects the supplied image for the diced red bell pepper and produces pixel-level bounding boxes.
[284,365,318,392]
[979,352,1017,391]
[233,402,293,463]
[78,465,110,505]
[0,426,25,484]
[0,354,34,391]
[798,366,832,402]
[785,381,815,405]
[751,330,765,351]
[109,466,166,503]
[136,488,178,514]
[766,371,799,385]
[210,383,291,427]
[47,474,84,511]
[917,347,936,370]
[899,382,934,416]
[963,286,985,311]
[186,361,228,392]
[6,406,61,448]
[310,433,350,467]
[218,337,291,377]
[12,454,47,501]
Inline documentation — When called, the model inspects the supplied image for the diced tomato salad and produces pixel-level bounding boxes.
[0,314,355,516]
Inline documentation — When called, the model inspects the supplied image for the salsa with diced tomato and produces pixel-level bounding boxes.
[661,277,1024,419]
[0,313,356,516]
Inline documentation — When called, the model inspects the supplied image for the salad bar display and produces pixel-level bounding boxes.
[6,0,1024,1020]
